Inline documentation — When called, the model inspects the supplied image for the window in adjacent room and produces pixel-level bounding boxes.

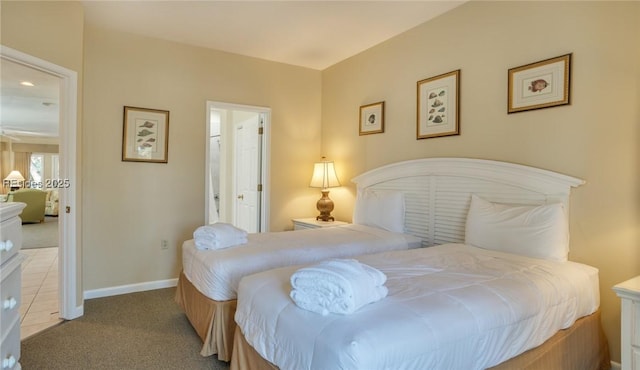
[51,154,59,181]
[29,153,44,188]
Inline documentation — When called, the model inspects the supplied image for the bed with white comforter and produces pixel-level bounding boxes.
[235,243,600,370]
[182,224,421,301]
[176,222,421,360]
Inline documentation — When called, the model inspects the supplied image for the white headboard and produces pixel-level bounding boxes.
[351,158,584,247]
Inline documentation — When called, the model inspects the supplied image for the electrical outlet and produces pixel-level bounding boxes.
[161,240,169,249]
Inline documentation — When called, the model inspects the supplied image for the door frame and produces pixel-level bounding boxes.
[206,101,270,232]
[1,45,82,319]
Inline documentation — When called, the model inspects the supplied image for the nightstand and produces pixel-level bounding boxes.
[292,218,348,230]
[613,275,640,370]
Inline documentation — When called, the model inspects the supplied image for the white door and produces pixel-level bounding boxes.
[233,114,262,232]
[206,102,270,232]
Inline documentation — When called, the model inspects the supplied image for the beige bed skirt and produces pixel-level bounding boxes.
[175,271,237,361]
[230,309,611,370]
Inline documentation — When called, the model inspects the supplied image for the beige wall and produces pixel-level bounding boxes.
[0,1,84,72]
[321,1,640,363]
[82,24,321,290]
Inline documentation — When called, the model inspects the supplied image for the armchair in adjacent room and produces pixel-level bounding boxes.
[45,189,59,216]
[8,188,47,223]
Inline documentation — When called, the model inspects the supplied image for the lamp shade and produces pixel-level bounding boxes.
[3,170,25,190]
[309,161,340,189]
[4,170,25,182]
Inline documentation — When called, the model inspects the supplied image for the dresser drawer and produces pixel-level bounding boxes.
[0,318,21,370]
[0,264,21,339]
[0,216,22,266]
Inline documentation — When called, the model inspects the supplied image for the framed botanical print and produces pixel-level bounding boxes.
[417,70,460,139]
[508,54,571,113]
[359,101,385,135]
[122,106,170,163]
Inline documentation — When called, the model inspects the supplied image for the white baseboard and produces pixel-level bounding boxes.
[84,278,178,300]
[610,361,621,370]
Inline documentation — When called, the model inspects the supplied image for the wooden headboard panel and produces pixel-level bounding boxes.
[351,158,584,247]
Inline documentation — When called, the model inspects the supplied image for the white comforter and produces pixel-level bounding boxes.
[182,224,422,301]
[235,243,600,370]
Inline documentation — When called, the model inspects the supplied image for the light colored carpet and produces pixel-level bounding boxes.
[21,288,230,370]
[22,216,58,249]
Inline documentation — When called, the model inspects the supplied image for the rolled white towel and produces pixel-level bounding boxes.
[291,259,386,291]
[193,223,248,250]
[290,285,388,316]
[289,258,388,315]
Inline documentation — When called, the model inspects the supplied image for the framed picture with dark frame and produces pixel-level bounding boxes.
[359,101,385,135]
[417,69,460,139]
[508,53,571,114]
[122,106,170,163]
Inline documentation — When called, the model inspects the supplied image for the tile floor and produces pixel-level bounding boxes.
[20,247,63,339]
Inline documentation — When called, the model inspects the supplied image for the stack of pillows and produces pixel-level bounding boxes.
[352,189,405,233]
[464,194,570,262]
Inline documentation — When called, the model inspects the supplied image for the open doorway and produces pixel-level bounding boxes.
[1,46,81,324]
[206,101,270,232]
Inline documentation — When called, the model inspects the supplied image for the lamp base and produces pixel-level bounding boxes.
[316,190,335,222]
[316,215,335,222]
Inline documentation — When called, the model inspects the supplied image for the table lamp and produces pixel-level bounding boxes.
[309,158,340,222]
[3,170,25,191]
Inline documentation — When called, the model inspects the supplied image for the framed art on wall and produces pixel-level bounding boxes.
[122,106,170,163]
[508,53,571,113]
[417,69,460,139]
[359,101,385,135]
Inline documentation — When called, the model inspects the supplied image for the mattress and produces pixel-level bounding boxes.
[182,224,422,301]
[235,243,600,370]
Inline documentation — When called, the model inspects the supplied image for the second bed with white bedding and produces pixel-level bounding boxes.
[235,243,600,370]
[182,223,422,301]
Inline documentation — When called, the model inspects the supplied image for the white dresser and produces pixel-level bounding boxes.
[614,275,640,370]
[1,202,26,370]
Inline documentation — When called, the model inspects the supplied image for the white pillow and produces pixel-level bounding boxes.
[464,194,569,262]
[352,190,405,233]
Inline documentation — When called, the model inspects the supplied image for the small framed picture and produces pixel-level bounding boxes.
[122,106,170,163]
[417,69,460,139]
[508,53,571,113]
[359,101,385,135]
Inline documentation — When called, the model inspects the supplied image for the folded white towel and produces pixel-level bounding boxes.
[193,223,248,250]
[289,259,388,315]
[290,284,388,316]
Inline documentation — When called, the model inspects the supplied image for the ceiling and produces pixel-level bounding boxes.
[82,1,465,70]
[0,58,60,141]
[1,1,465,140]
